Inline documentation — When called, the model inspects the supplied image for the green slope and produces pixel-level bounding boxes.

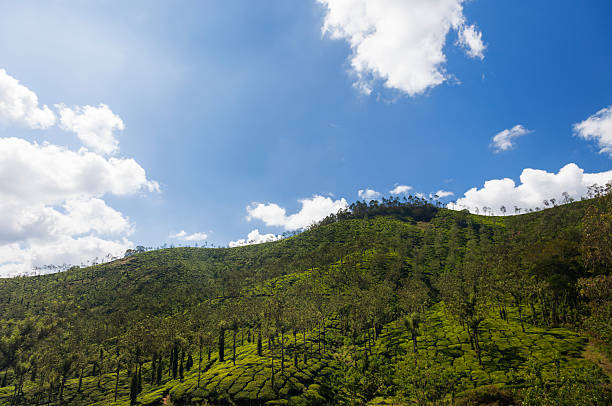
[0,199,610,405]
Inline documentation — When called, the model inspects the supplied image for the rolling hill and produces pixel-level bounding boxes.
[0,196,610,405]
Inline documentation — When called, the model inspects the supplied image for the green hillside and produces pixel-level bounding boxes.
[0,196,610,405]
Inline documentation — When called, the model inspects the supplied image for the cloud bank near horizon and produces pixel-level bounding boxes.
[0,69,158,276]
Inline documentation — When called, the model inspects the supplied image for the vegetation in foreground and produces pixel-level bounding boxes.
[0,188,610,405]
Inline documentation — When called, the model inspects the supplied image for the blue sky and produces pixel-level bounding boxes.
[0,0,611,273]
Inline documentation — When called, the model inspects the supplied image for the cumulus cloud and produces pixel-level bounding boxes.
[317,0,484,96]
[170,230,208,241]
[247,195,348,231]
[433,189,454,198]
[490,125,532,152]
[0,70,159,276]
[0,139,158,275]
[57,103,124,155]
[0,197,134,276]
[573,106,612,157]
[229,229,282,248]
[0,137,159,205]
[0,69,55,129]
[358,188,382,200]
[457,24,485,59]
[0,236,131,276]
[389,185,412,195]
[447,163,612,215]
[0,198,132,246]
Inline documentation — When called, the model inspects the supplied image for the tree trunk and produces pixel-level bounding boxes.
[322,322,326,353]
[293,330,298,367]
[281,331,285,376]
[303,330,307,364]
[179,350,184,381]
[77,367,83,392]
[114,357,120,402]
[467,323,474,350]
[318,324,321,354]
[233,329,237,366]
[156,355,162,386]
[197,341,202,388]
[540,296,547,325]
[271,354,275,392]
[138,364,143,393]
[98,349,104,388]
[257,331,262,357]
[172,346,178,379]
[151,354,156,384]
[60,373,67,404]
[372,320,378,340]
[473,324,482,366]
[270,337,275,392]
[218,328,225,362]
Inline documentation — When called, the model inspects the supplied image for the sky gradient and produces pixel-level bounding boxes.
[0,0,611,275]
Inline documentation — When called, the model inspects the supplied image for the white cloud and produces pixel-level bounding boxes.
[0,195,134,276]
[573,105,612,157]
[0,69,55,129]
[358,188,382,200]
[0,198,132,246]
[229,229,282,248]
[491,124,532,152]
[0,70,159,276]
[317,0,484,96]
[0,137,158,205]
[170,230,208,241]
[448,163,612,215]
[389,185,412,195]
[0,236,131,276]
[457,24,485,59]
[247,195,348,231]
[57,103,124,155]
[0,137,159,275]
[433,189,454,198]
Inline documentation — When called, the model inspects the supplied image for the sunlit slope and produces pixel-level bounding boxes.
[0,198,608,405]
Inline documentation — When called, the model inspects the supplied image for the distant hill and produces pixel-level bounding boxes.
[0,197,610,405]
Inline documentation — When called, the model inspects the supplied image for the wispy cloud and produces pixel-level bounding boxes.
[491,124,532,153]
[358,188,382,200]
[573,105,612,157]
[170,230,208,241]
[389,185,412,195]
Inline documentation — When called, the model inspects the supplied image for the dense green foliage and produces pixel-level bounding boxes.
[0,196,610,405]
